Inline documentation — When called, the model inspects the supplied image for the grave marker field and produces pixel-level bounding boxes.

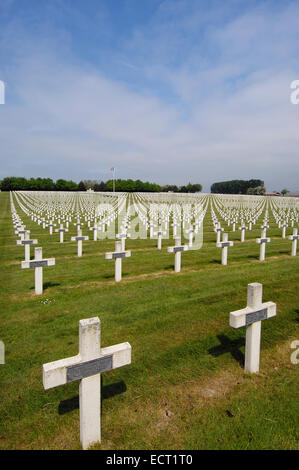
[0,191,298,450]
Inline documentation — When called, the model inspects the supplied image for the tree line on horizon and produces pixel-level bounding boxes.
[0,177,203,193]
[211,179,265,194]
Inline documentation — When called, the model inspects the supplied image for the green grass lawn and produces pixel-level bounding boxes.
[0,192,298,450]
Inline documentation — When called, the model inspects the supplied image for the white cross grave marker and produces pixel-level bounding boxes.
[289,228,298,256]
[239,224,248,242]
[48,220,56,235]
[16,231,38,261]
[71,229,89,257]
[42,317,131,449]
[167,237,188,272]
[90,222,99,241]
[229,283,276,373]
[15,226,27,240]
[216,233,234,265]
[154,227,166,250]
[215,223,224,243]
[187,226,195,247]
[21,247,55,295]
[256,229,271,261]
[55,224,69,243]
[282,222,288,239]
[116,232,131,251]
[105,241,131,282]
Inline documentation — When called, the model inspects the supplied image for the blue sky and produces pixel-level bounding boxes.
[0,0,298,191]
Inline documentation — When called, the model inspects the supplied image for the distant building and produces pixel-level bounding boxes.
[87,188,94,193]
[264,191,281,196]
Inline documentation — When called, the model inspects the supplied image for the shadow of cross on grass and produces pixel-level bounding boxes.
[208,334,245,367]
[29,282,60,291]
[58,380,127,415]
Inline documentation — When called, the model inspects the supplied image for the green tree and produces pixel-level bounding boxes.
[78,181,86,191]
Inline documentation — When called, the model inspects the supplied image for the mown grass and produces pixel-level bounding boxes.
[0,192,298,450]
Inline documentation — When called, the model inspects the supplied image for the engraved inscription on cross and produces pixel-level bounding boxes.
[43,317,131,449]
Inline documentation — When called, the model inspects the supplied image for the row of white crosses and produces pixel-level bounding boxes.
[11,196,56,296]
[14,190,125,247]
[13,191,299,281]
[212,196,299,262]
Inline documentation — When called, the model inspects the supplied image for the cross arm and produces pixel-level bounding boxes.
[256,237,271,243]
[21,258,55,269]
[230,301,276,328]
[167,246,188,253]
[43,342,131,390]
[216,241,234,247]
[105,251,131,259]
[17,239,38,245]
[43,353,81,390]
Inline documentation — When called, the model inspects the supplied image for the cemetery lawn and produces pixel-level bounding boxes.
[0,191,298,450]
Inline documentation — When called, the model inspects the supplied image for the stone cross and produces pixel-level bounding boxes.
[288,228,298,256]
[16,231,38,261]
[248,219,254,231]
[48,220,56,235]
[149,221,155,239]
[90,222,98,241]
[256,229,271,261]
[261,223,269,234]
[116,232,131,251]
[239,225,248,242]
[15,226,27,240]
[105,241,131,282]
[21,247,55,295]
[229,283,276,373]
[215,223,224,243]
[154,227,166,250]
[282,222,288,239]
[167,237,188,272]
[216,233,234,265]
[187,227,195,247]
[55,224,69,243]
[71,229,89,257]
[171,221,179,237]
[74,220,84,234]
[42,317,131,450]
